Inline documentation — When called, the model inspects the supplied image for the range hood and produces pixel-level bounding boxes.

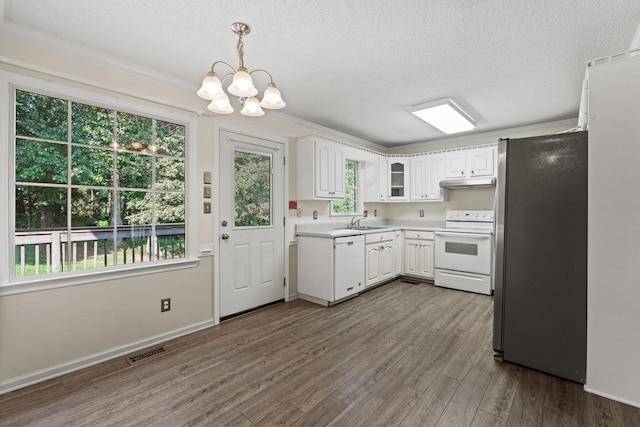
[439,177,496,189]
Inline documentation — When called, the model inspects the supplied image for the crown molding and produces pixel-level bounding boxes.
[0,18,197,92]
[390,118,578,151]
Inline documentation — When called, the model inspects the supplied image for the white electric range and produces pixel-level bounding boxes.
[434,210,495,295]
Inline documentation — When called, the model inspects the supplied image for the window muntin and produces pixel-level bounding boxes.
[331,160,359,215]
[13,89,187,279]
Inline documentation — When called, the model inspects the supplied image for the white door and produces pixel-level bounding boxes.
[219,130,285,318]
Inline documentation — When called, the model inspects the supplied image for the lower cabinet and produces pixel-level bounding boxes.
[404,230,435,279]
[365,231,398,288]
[298,235,365,305]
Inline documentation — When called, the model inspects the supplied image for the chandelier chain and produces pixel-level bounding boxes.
[236,36,245,70]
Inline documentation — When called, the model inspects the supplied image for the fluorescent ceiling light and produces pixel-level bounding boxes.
[410,98,476,134]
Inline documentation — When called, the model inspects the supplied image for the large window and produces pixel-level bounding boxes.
[331,160,359,215]
[13,89,187,279]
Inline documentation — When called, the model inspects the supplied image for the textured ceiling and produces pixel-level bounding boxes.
[3,0,640,146]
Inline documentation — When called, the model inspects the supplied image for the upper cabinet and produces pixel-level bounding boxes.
[466,147,495,177]
[444,146,496,179]
[298,134,496,203]
[297,135,346,200]
[363,154,388,202]
[388,158,410,201]
[410,153,446,201]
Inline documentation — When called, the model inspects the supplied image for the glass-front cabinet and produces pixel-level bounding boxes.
[388,158,409,200]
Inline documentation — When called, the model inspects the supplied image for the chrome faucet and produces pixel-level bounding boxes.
[349,215,364,228]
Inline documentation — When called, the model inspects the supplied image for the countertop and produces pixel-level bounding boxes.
[296,220,445,238]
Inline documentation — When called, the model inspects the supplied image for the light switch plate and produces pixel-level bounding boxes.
[203,171,212,184]
[203,202,211,214]
[203,186,211,198]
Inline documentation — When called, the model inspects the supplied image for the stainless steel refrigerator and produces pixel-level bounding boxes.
[493,131,587,383]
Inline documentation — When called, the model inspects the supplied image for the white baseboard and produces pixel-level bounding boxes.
[298,293,329,306]
[584,385,640,409]
[0,319,216,396]
[288,292,299,300]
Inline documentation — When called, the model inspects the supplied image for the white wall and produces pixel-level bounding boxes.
[586,54,640,407]
[0,32,323,393]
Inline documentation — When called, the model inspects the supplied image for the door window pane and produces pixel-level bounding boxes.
[234,151,271,227]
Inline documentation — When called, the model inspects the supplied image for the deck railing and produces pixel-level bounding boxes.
[14,224,185,277]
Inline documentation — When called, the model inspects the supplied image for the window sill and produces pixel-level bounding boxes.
[0,258,200,296]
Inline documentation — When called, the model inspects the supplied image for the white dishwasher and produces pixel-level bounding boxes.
[333,235,365,300]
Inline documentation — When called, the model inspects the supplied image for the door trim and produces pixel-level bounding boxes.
[212,124,289,325]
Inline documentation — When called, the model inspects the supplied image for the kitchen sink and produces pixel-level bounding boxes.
[351,226,388,230]
[332,226,390,233]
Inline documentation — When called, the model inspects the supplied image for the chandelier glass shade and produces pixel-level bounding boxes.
[197,22,285,116]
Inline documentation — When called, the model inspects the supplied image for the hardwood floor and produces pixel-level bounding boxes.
[1,280,639,426]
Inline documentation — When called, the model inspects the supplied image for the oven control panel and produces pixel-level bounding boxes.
[446,210,494,222]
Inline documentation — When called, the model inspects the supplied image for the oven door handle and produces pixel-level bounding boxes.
[435,232,491,239]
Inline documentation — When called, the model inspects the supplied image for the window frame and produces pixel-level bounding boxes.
[330,159,361,217]
[1,71,198,294]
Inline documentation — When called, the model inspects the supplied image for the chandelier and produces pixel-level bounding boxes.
[196,22,286,116]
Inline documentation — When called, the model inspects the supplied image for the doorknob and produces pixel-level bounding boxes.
[221,233,230,240]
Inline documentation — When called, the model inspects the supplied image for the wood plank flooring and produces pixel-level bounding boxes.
[1,280,639,426]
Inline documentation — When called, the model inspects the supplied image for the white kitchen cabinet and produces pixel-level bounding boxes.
[378,156,388,201]
[388,158,409,200]
[410,153,446,201]
[444,147,496,179]
[394,230,403,276]
[297,135,345,200]
[404,230,434,279]
[365,231,396,287]
[444,151,466,178]
[363,155,388,202]
[298,235,365,305]
[466,146,495,177]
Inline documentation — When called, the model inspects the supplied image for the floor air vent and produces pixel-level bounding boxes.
[126,347,166,365]
[401,280,420,285]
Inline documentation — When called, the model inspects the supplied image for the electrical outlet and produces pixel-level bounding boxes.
[363,210,368,217]
[297,207,302,217]
[161,298,171,312]
[419,210,425,217]
[374,210,377,217]
[313,210,318,220]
